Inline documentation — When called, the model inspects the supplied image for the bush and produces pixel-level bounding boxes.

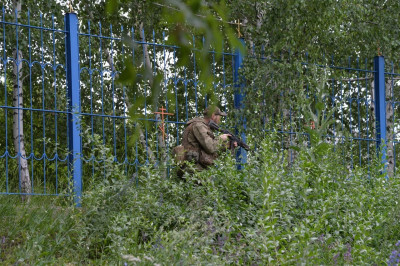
[1,134,400,264]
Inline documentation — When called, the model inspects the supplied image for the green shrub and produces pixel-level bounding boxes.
[1,133,400,264]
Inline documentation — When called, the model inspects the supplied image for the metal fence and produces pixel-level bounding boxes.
[0,10,396,205]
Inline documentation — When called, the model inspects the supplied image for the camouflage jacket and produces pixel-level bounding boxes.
[182,117,227,168]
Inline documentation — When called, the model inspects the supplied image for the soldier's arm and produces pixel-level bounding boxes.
[192,123,224,154]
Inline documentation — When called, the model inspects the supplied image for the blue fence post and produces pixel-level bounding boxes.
[234,39,247,170]
[374,56,387,172]
[65,13,82,206]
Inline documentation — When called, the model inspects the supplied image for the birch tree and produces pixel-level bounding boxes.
[12,0,31,198]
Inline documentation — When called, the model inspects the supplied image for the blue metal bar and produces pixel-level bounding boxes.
[15,7,25,194]
[88,20,95,179]
[222,41,226,112]
[356,57,362,167]
[184,61,188,122]
[65,13,82,206]
[0,192,69,196]
[330,56,337,153]
[121,25,128,174]
[194,38,198,115]
[233,39,247,170]
[385,71,400,76]
[390,62,396,174]
[0,105,73,114]
[2,7,9,193]
[365,58,371,175]
[110,24,117,161]
[0,58,65,69]
[347,57,354,170]
[141,28,149,163]
[212,46,216,95]
[98,21,106,178]
[154,30,160,162]
[121,24,125,168]
[391,62,397,176]
[40,12,47,194]
[0,151,68,161]
[203,36,208,107]
[0,20,66,32]
[52,14,59,194]
[338,75,344,165]
[79,34,238,57]
[374,56,387,171]
[27,10,34,193]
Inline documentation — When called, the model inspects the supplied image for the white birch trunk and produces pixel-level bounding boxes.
[386,82,394,176]
[370,80,376,140]
[13,49,31,197]
[12,0,31,199]
[139,22,153,79]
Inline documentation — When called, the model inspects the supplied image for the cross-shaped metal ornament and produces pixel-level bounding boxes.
[69,1,74,13]
[236,19,242,38]
[154,106,174,140]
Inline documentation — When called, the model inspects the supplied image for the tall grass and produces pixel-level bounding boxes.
[1,135,400,264]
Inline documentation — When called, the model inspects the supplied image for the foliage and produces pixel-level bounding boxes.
[388,241,400,266]
[2,1,400,264]
[0,196,83,264]
[116,0,244,125]
[225,0,400,58]
[2,131,400,264]
[3,0,400,187]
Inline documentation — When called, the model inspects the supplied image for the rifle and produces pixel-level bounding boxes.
[208,120,250,151]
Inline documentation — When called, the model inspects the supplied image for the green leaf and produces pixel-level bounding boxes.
[117,63,137,86]
[316,102,324,112]
[105,0,119,15]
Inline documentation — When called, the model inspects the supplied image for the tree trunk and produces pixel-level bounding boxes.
[370,80,376,140]
[13,49,31,198]
[139,21,168,173]
[104,47,157,165]
[139,22,153,80]
[12,0,31,200]
[386,81,394,177]
[155,114,167,178]
[137,125,156,164]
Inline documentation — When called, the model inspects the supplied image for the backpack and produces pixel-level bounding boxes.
[172,145,185,164]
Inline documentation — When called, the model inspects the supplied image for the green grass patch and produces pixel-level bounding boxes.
[1,136,400,264]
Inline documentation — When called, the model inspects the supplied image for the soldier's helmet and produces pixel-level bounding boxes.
[203,106,227,117]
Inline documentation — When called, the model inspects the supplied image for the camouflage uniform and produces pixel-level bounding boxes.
[181,117,227,172]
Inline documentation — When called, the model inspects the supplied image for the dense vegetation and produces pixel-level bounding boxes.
[1,133,400,264]
[2,0,400,264]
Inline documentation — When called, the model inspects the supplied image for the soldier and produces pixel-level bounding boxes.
[176,106,237,176]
